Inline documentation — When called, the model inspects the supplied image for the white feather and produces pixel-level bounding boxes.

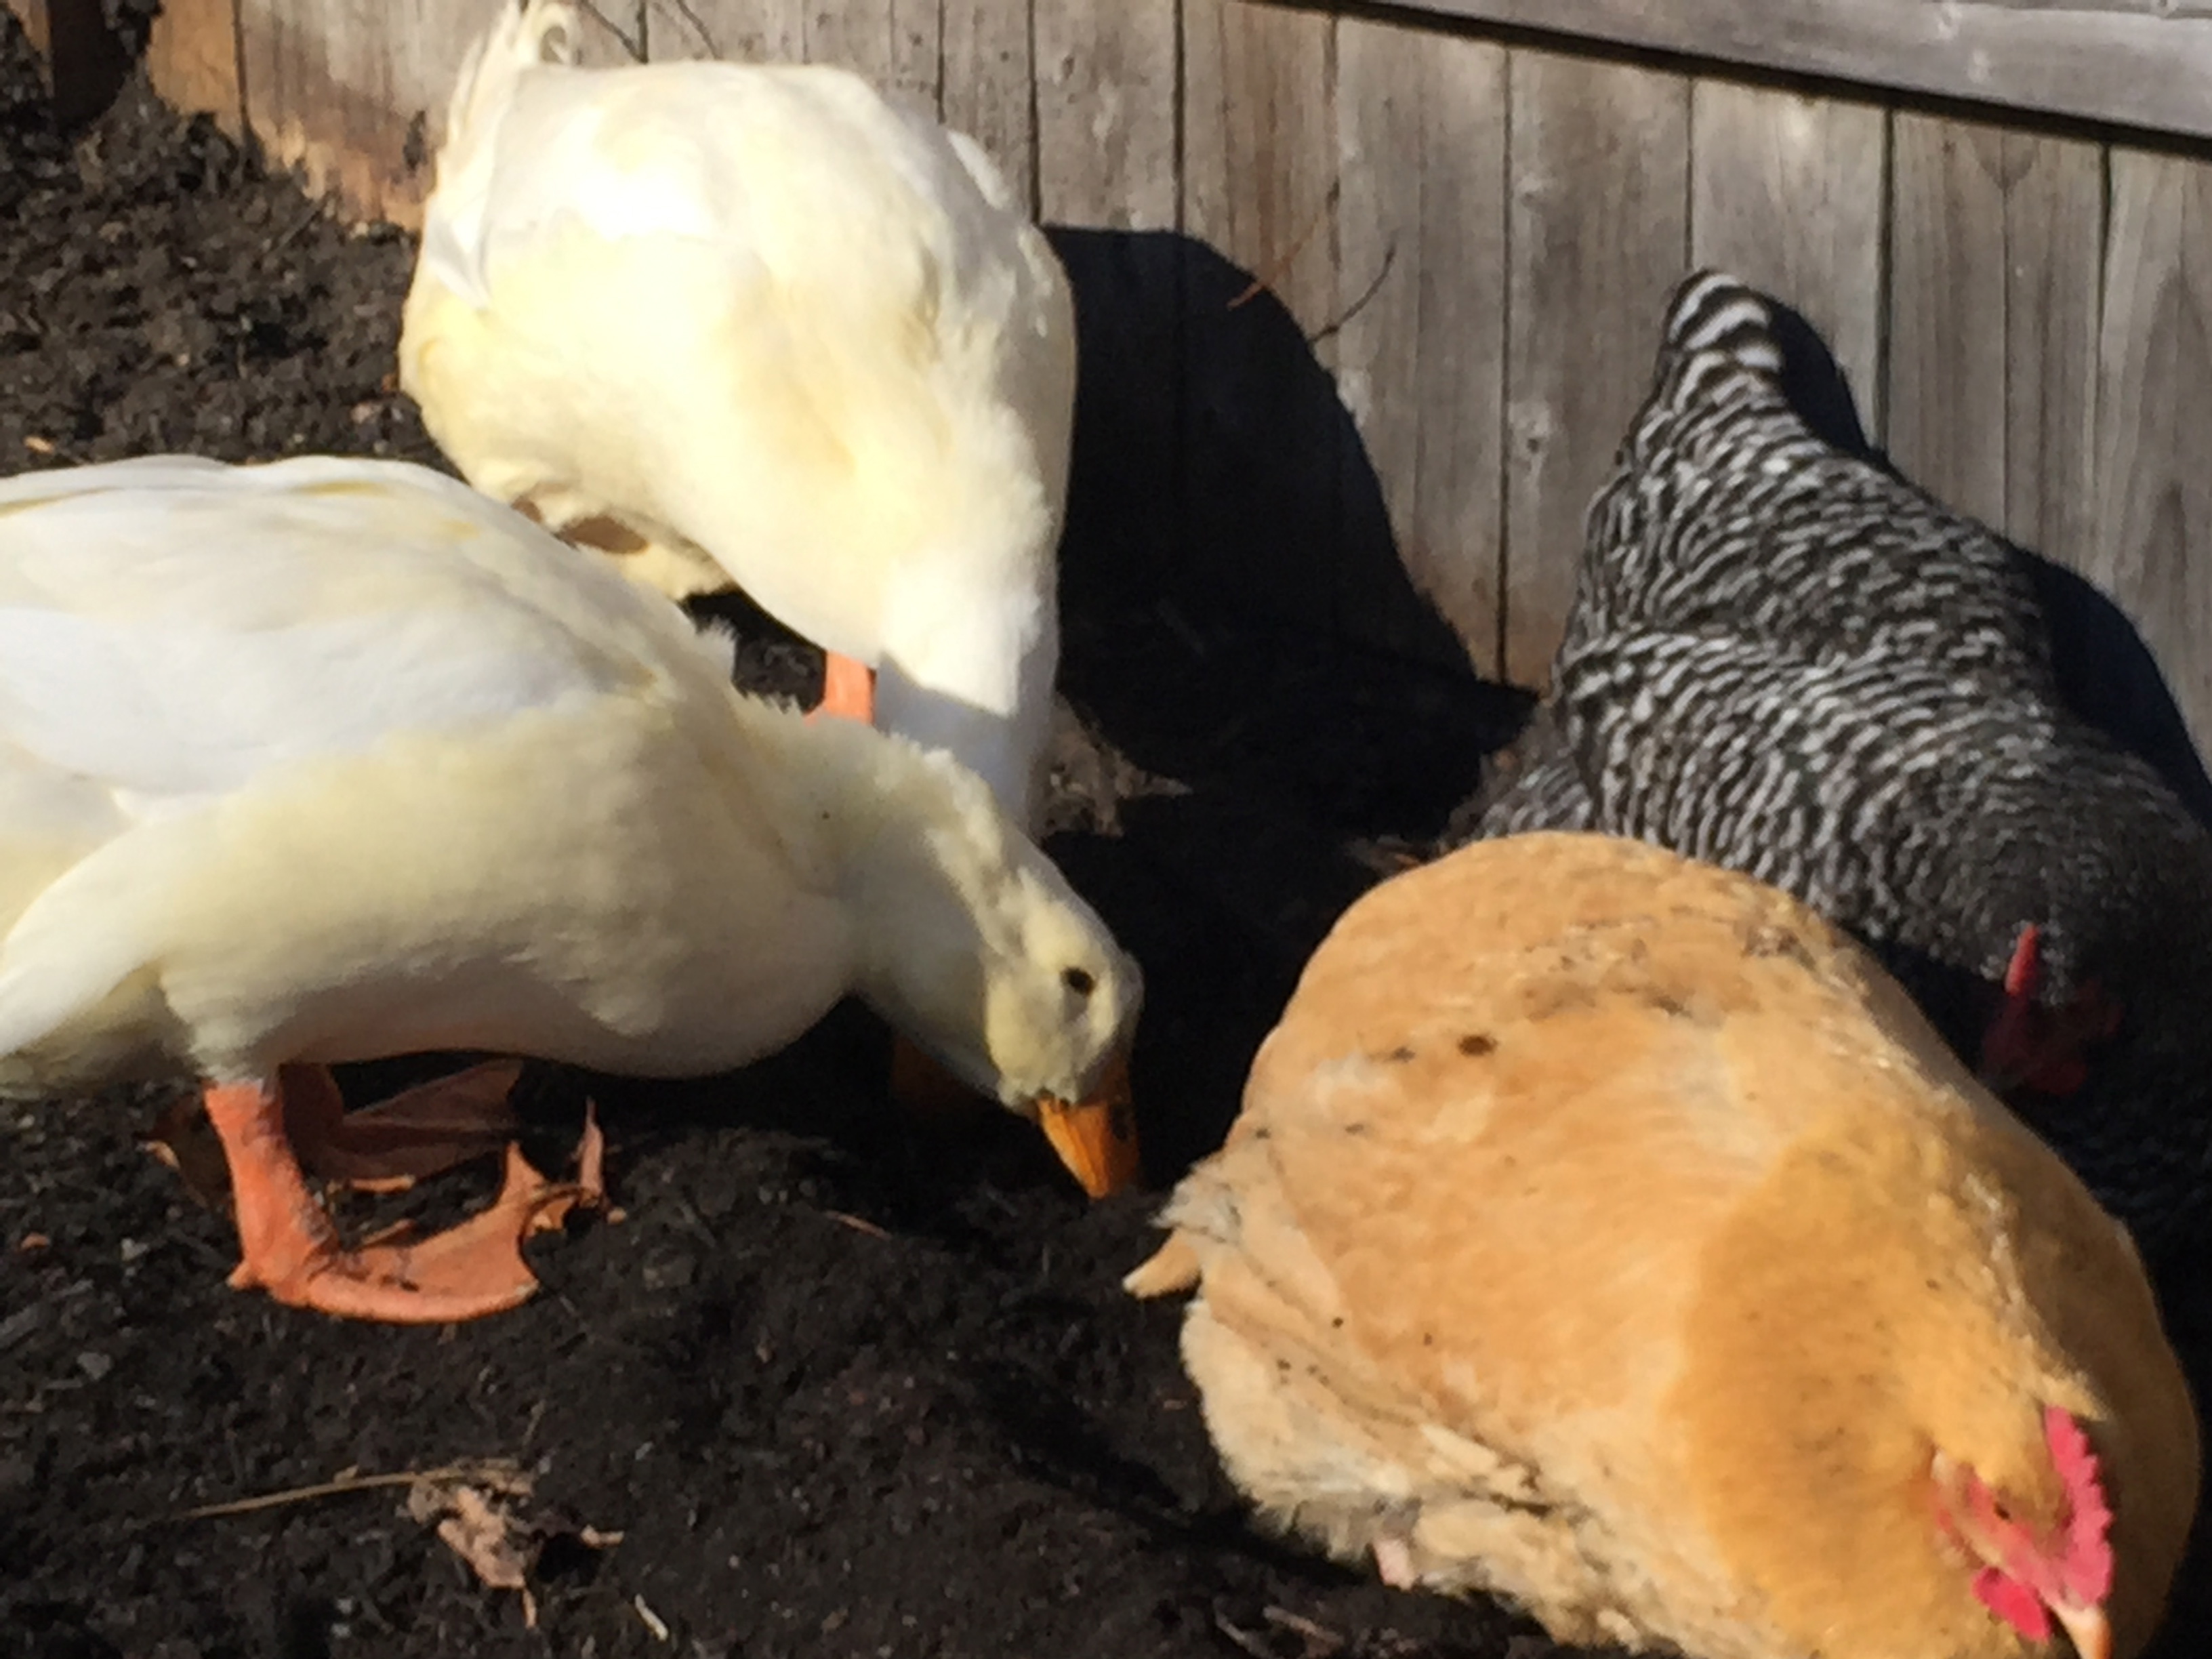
[0,455,1136,1128]
[401,2,1076,827]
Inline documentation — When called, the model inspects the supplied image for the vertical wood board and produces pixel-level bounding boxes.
[2093,150,2212,752]
[1884,119,2101,574]
[1334,14,1509,673]
[239,0,645,226]
[1503,48,1691,684]
[147,0,244,134]
[649,0,805,60]
[1033,0,1175,229]
[1887,112,2010,528]
[800,0,941,106]
[1179,0,1343,637]
[1033,1,1179,611]
[1688,78,1885,436]
[1998,132,2104,573]
[942,0,1034,213]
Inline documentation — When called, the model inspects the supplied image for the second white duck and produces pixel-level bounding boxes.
[401,0,1076,829]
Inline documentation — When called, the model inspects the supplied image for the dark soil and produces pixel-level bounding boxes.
[1,22,2209,1659]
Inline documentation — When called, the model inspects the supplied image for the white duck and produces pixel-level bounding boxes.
[399,0,1076,830]
[0,455,1140,1324]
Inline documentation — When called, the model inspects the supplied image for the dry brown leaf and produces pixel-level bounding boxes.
[404,1459,618,1629]
[407,1464,539,1625]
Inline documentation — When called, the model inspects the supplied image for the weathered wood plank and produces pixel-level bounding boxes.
[1033,0,1175,229]
[800,0,940,106]
[649,0,804,60]
[1502,49,1691,686]
[1689,79,1885,436]
[146,0,243,134]
[942,0,1032,212]
[1334,13,1509,674]
[1998,134,2103,572]
[237,0,644,226]
[1182,0,1337,354]
[1379,0,2212,143]
[571,1,647,63]
[1887,112,2009,527]
[2091,149,2212,751]
[1889,116,2102,569]
[1032,1,1178,611]
[235,0,465,228]
[1181,0,1342,638]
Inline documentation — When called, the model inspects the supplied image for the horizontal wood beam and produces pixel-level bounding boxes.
[1368,0,2212,142]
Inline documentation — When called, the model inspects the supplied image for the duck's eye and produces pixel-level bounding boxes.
[1062,966,1096,997]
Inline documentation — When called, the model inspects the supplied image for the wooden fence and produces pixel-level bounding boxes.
[14,0,2212,750]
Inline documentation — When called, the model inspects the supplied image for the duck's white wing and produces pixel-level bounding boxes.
[0,454,739,1064]
[0,455,703,821]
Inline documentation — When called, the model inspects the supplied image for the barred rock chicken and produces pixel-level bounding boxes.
[1473,272,2212,1263]
[1129,832,2199,1659]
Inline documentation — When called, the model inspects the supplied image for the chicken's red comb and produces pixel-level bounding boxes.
[2005,925,2045,1000]
[2045,1406,2115,1603]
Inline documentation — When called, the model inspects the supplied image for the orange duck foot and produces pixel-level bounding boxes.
[203,1069,596,1324]
[806,652,876,725]
[281,1059,523,1192]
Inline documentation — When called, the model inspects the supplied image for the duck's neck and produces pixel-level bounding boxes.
[872,533,1061,830]
[732,695,1015,1091]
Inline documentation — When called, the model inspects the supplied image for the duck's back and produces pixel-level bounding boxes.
[0,457,842,1086]
[0,456,717,804]
[402,25,1076,651]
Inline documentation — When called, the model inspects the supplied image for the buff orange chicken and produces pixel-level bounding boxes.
[1128,832,2198,1659]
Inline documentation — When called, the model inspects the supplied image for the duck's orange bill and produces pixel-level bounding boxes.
[1037,1049,1139,1198]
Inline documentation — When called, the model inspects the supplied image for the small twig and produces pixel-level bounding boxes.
[268,197,325,253]
[1213,1612,1278,1659]
[171,1461,511,1521]
[575,0,646,62]
[1227,180,1343,310]
[1263,1606,1347,1657]
[652,0,718,58]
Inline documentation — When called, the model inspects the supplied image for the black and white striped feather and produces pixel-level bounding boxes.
[1470,270,2212,1262]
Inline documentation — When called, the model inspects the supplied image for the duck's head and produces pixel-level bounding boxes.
[846,739,1144,1197]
